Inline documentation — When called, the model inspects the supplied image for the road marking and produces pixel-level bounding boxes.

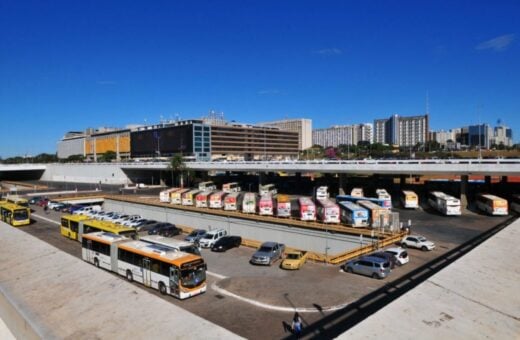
[33,213,346,312]
[211,282,353,313]
[33,213,60,225]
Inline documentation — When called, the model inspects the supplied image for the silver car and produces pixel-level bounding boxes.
[343,256,391,279]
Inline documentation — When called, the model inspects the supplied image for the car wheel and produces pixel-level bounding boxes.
[94,258,99,268]
[126,270,133,282]
[159,282,167,295]
[421,246,428,251]
[401,243,407,248]
[372,273,380,279]
[346,267,353,273]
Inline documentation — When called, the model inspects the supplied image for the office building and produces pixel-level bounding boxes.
[312,123,372,148]
[373,114,429,146]
[259,118,312,151]
[492,125,514,147]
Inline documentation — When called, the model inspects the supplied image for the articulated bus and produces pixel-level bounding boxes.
[0,202,31,226]
[298,197,316,221]
[222,182,241,193]
[401,190,419,209]
[428,191,461,216]
[339,201,369,227]
[357,200,391,228]
[476,194,508,216]
[316,198,340,223]
[82,232,207,299]
[60,214,137,242]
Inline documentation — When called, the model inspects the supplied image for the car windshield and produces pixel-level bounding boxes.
[286,254,299,260]
[418,237,427,242]
[385,251,397,256]
[202,234,213,239]
[259,246,273,252]
[382,262,390,268]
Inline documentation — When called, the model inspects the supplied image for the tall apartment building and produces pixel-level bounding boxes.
[312,123,372,147]
[259,118,312,151]
[373,114,429,146]
[429,129,457,148]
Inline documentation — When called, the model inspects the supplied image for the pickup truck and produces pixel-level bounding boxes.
[281,250,308,270]
[250,242,285,266]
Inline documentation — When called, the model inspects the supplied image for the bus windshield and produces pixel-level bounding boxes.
[181,264,206,288]
[14,210,29,220]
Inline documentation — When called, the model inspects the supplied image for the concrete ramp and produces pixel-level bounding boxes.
[0,223,242,339]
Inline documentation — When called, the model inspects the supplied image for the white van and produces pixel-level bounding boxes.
[199,229,227,248]
[72,205,102,215]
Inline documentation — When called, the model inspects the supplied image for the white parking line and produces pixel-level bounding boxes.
[32,213,60,225]
[211,282,353,313]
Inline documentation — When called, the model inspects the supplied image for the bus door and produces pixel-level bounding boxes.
[85,239,93,263]
[169,267,180,297]
[142,258,152,287]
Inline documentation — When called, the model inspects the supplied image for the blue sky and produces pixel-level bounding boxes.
[1,0,519,157]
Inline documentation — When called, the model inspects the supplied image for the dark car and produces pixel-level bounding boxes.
[135,220,158,232]
[184,229,207,243]
[211,236,242,252]
[369,251,397,269]
[159,224,181,237]
[29,196,43,205]
[148,222,178,236]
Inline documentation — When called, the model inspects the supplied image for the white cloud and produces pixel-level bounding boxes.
[475,34,515,52]
[314,48,343,56]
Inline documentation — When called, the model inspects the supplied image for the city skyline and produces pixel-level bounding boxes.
[1,1,519,157]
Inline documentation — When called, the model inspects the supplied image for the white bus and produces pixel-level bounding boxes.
[171,189,190,205]
[82,232,207,300]
[198,181,216,191]
[242,192,257,213]
[316,198,340,223]
[350,188,364,198]
[339,201,369,227]
[259,184,277,196]
[224,192,242,211]
[316,186,329,200]
[376,189,392,208]
[428,191,461,216]
[476,194,508,216]
[222,182,241,193]
[159,188,179,203]
[298,197,316,221]
[258,194,274,216]
[401,190,419,209]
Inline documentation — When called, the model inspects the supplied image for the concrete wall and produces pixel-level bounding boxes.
[105,199,375,254]
[41,163,130,184]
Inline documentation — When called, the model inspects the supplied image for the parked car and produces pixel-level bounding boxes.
[342,256,391,279]
[401,235,435,251]
[384,247,409,266]
[159,224,181,237]
[185,229,207,243]
[37,198,49,207]
[281,250,308,270]
[211,236,242,252]
[250,242,285,266]
[47,201,62,210]
[135,220,158,232]
[121,215,142,226]
[148,223,178,236]
[199,229,227,248]
[369,251,398,269]
[29,196,43,205]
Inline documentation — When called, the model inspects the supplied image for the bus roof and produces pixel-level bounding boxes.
[402,190,417,195]
[62,214,91,222]
[140,235,194,248]
[210,191,226,198]
[298,197,314,205]
[118,240,201,265]
[357,200,383,209]
[338,201,365,210]
[82,219,136,233]
[478,194,506,201]
[0,202,29,210]
[82,231,130,245]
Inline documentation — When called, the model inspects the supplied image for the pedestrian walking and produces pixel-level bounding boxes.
[291,312,302,337]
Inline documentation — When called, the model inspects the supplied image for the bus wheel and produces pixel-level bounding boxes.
[94,258,99,268]
[126,270,133,282]
[159,282,167,295]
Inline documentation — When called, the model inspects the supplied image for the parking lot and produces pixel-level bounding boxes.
[23,201,512,339]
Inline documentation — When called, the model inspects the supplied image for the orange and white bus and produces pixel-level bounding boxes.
[209,191,227,209]
[476,194,508,216]
[195,191,213,208]
[82,232,207,299]
[400,190,419,209]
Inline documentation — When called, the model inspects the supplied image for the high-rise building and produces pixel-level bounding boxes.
[259,118,312,151]
[429,129,457,148]
[312,123,372,147]
[373,114,429,146]
[492,125,514,147]
[468,124,493,149]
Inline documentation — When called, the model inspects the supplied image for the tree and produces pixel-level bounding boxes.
[169,154,186,188]
[98,151,117,162]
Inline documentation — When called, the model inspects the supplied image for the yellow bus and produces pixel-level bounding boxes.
[476,194,508,216]
[6,196,29,208]
[0,202,31,227]
[82,232,207,299]
[60,214,137,242]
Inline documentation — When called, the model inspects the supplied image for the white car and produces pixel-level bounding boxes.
[199,229,227,248]
[384,247,409,265]
[401,235,435,251]
[121,215,143,226]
